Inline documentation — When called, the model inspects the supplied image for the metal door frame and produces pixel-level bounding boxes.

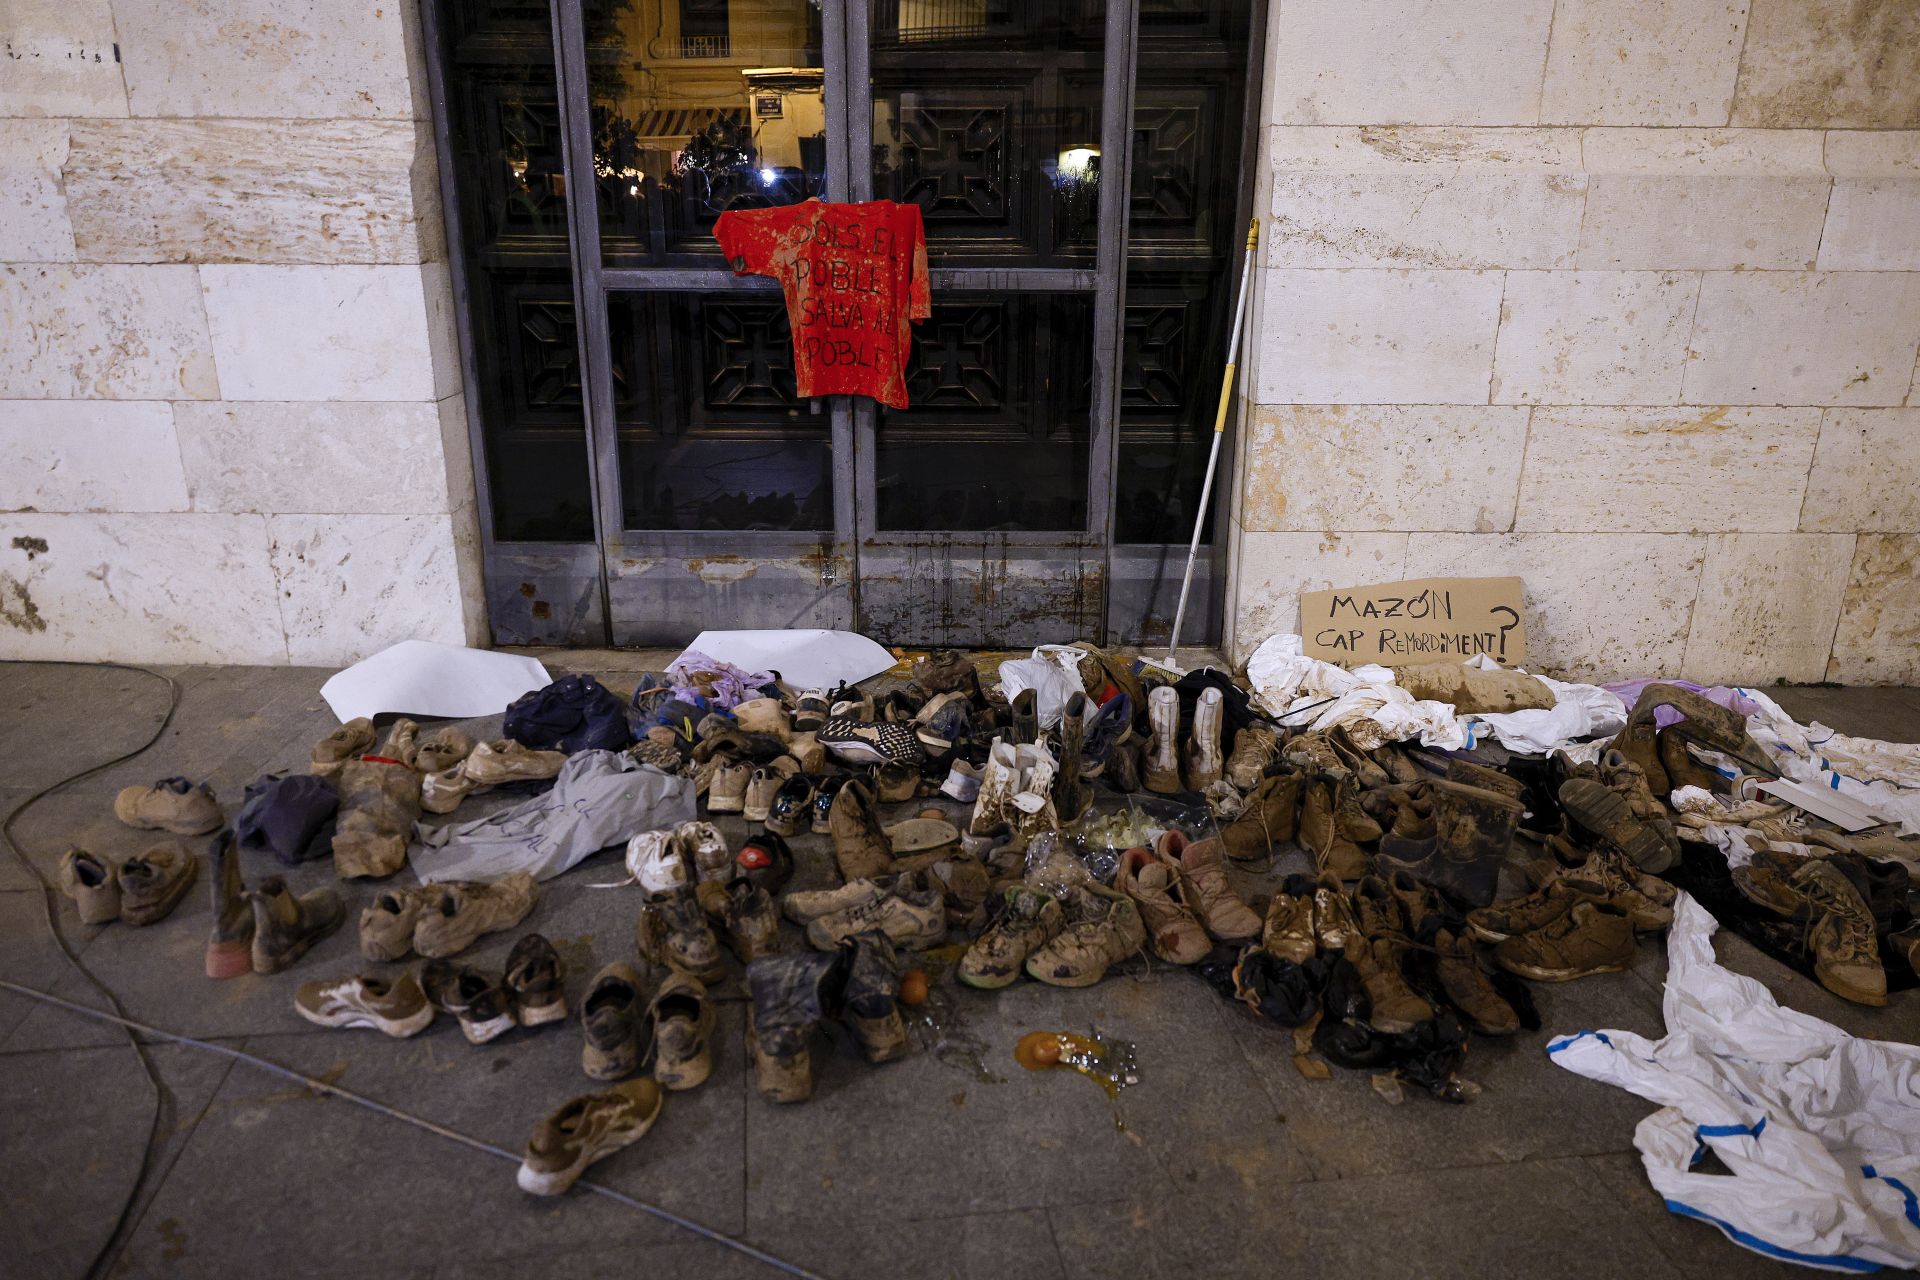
[422,0,1247,649]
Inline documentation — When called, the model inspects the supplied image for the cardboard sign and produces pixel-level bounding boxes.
[1299,576,1527,665]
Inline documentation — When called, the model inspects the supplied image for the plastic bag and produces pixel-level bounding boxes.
[998,645,1089,729]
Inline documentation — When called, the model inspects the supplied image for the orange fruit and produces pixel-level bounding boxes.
[899,969,929,1006]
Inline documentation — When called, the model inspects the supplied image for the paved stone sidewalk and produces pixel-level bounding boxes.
[3,661,1917,1280]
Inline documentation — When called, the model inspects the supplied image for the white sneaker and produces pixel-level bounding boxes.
[673,821,732,884]
[624,829,689,896]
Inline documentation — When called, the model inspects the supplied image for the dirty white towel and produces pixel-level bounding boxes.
[1548,894,1920,1272]
[411,750,696,884]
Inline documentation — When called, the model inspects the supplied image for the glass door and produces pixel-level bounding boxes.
[424,0,1257,648]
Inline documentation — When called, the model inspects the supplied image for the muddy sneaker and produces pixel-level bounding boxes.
[765,776,814,838]
[205,831,254,978]
[1567,848,1675,932]
[1297,777,1370,881]
[421,959,517,1043]
[1010,745,1062,848]
[332,757,421,880]
[829,778,894,881]
[1495,900,1634,982]
[247,877,346,975]
[650,970,715,1090]
[118,843,199,926]
[1311,872,1363,953]
[311,717,375,777]
[840,931,909,1063]
[1168,832,1261,941]
[747,948,850,1103]
[742,768,779,823]
[1417,917,1519,1036]
[517,1078,664,1196]
[379,718,420,768]
[909,649,982,698]
[1346,931,1433,1034]
[1226,724,1281,791]
[464,739,567,786]
[504,934,568,1026]
[1561,770,1675,874]
[115,777,222,836]
[1115,845,1209,964]
[413,727,475,775]
[722,876,782,962]
[420,763,481,815]
[1260,873,1318,964]
[636,889,726,982]
[413,873,538,959]
[1183,686,1224,791]
[1466,878,1585,944]
[706,761,751,815]
[359,887,424,962]
[1143,685,1182,794]
[806,882,944,952]
[1221,771,1301,860]
[295,972,434,1038]
[1024,884,1146,988]
[671,820,732,886]
[959,885,1064,989]
[1791,860,1887,1006]
[58,849,120,926]
[782,876,894,927]
[733,697,791,741]
[580,963,647,1081]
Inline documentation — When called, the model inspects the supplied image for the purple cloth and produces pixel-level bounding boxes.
[666,649,776,711]
[1601,678,1764,729]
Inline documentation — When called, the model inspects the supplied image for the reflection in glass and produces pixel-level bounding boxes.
[590,1,827,261]
[611,291,832,531]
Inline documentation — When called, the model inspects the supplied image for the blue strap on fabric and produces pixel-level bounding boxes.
[1662,1200,1883,1272]
[1862,1166,1920,1230]
[1545,1029,1612,1054]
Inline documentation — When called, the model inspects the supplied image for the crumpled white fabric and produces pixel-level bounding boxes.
[1732,689,1920,836]
[1549,894,1920,1272]
[997,645,1089,730]
[1243,633,1624,754]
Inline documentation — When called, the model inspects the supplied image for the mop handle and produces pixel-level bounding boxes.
[1165,219,1259,666]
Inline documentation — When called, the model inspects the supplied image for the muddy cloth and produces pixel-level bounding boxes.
[715,199,930,408]
[411,749,695,884]
[233,773,337,866]
[663,650,775,712]
[504,674,632,755]
[332,757,421,879]
[1316,1011,1471,1101]
[1549,894,1920,1271]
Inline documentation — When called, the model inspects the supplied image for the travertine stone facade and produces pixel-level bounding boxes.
[0,0,482,665]
[1229,0,1920,685]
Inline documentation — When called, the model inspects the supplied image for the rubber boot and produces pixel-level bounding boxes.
[1010,689,1039,746]
[205,829,254,979]
[1052,693,1089,823]
[247,877,346,975]
[968,739,1019,837]
[1184,687,1223,791]
[1144,686,1182,795]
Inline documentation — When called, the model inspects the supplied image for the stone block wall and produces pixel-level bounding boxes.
[0,0,484,665]
[1227,0,1920,686]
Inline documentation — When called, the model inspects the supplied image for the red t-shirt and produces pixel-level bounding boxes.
[714,199,931,409]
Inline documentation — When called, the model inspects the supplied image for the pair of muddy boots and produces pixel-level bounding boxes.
[1465,843,1673,983]
[1555,750,1680,874]
[1369,777,1524,907]
[1731,850,1889,1006]
[1346,874,1522,1036]
[581,963,714,1089]
[746,931,909,1103]
[968,738,1062,850]
[59,845,199,927]
[1604,682,1774,800]
[205,830,346,978]
[1143,686,1225,795]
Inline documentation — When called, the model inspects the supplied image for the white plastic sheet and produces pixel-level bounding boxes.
[320,641,550,725]
[998,645,1090,730]
[677,629,895,690]
[1549,894,1920,1272]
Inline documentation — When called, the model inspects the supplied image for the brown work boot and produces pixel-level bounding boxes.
[636,889,726,983]
[650,970,715,1090]
[1221,770,1301,861]
[1024,884,1146,988]
[117,843,199,926]
[1495,900,1634,982]
[205,830,254,978]
[1346,931,1433,1033]
[1225,724,1280,791]
[1378,778,1521,907]
[1298,776,1371,881]
[114,777,222,836]
[1311,872,1363,953]
[1115,845,1210,964]
[311,716,375,777]
[1168,832,1260,941]
[1560,772,1675,875]
[806,881,944,952]
[1421,918,1520,1036]
[1261,873,1318,964]
[829,778,894,881]
[580,963,648,1081]
[1657,726,1722,792]
[295,972,435,1038]
[1788,860,1886,1006]
[58,849,120,926]
[247,877,346,975]
[359,887,423,962]
[413,874,538,959]
[1603,712,1668,797]
[958,884,1063,989]
[1350,874,1410,939]
[1385,868,1438,936]
[516,1079,663,1196]
[332,757,421,879]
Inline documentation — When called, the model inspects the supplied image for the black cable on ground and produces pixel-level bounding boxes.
[1,661,182,1280]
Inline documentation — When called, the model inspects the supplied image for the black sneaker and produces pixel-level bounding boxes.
[765,777,814,838]
[504,934,567,1027]
[421,959,516,1044]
